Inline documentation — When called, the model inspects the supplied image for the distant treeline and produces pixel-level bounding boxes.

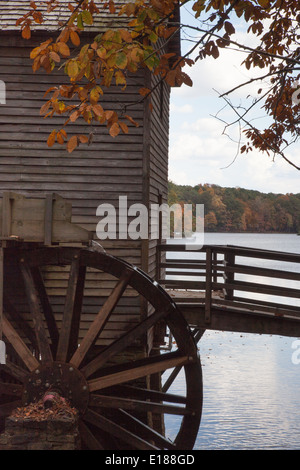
[168,181,300,233]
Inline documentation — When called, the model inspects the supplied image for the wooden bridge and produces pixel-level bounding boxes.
[156,243,300,338]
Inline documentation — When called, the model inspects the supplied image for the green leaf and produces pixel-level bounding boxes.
[77,13,84,30]
[115,52,128,70]
[82,10,93,25]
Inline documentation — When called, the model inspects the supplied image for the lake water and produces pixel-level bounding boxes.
[165,233,300,450]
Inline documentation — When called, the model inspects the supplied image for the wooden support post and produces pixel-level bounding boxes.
[155,194,163,282]
[2,192,12,238]
[44,193,54,246]
[205,247,212,324]
[0,247,3,340]
[224,251,235,300]
[212,250,218,285]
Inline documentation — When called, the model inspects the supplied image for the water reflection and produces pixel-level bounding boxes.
[164,234,300,450]
[165,330,300,449]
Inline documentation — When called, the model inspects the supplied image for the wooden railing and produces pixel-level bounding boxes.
[157,243,300,324]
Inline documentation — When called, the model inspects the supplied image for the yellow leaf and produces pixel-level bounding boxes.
[67,61,79,78]
[115,70,126,88]
[57,42,70,57]
[30,46,41,59]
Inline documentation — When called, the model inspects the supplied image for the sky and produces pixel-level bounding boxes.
[168,6,300,195]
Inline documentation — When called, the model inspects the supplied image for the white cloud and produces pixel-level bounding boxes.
[170,103,194,114]
[169,115,300,194]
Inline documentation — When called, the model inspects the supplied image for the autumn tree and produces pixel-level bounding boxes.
[15,0,300,167]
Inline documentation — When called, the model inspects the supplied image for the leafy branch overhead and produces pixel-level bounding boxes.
[15,1,300,167]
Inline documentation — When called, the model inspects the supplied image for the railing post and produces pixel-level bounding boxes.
[205,247,212,323]
[212,250,218,286]
[224,251,235,300]
[155,194,163,282]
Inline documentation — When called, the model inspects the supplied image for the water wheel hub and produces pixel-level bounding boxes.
[22,362,89,414]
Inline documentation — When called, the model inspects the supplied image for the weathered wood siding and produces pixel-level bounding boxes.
[0,32,170,348]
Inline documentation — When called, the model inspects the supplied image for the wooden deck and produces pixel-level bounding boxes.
[157,243,300,338]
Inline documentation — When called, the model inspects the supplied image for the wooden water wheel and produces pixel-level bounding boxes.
[0,245,203,450]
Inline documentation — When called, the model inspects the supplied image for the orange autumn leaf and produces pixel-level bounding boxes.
[109,122,120,138]
[47,130,56,147]
[67,135,78,153]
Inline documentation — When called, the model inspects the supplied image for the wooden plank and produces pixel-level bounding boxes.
[117,409,176,450]
[218,280,300,299]
[3,294,38,349]
[2,316,39,371]
[56,255,81,362]
[30,267,59,354]
[98,384,187,404]
[83,408,159,451]
[87,354,190,391]
[78,420,105,450]
[19,262,53,363]
[0,381,23,397]
[1,360,28,382]
[89,393,191,416]
[80,307,172,378]
[67,265,86,359]
[180,303,300,338]
[70,269,133,368]
[0,400,22,418]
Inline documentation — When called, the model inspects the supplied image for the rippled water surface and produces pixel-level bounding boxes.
[165,233,300,450]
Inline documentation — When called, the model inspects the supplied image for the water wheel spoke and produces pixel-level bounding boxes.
[56,255,84,362]
[2,315,39,372]
[87,352,191,392]
[30,267,59,355]
[89,393,192,415]
[83,408,159,450]
[80,308,172,378]
[19,261,52,363]
[162,328,204,393]
[0,400,22,418]
[162,365,182,393]
[71,268,133,369]
[78,419,105,450]
[112,384,187,404]
[3,295,38,350]
[117,408,176,450]
[0,361,27,383]
[0,381,23,398]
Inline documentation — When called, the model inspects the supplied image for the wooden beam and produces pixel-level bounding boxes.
[180,304,300,338]
[2,316,39,371]
[20,261,53,363]
[88,354,190,392]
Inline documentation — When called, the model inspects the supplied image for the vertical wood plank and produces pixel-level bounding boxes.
[70,268,132,368]
[2,316,39,371]
[30,267,59,355]
[56,254,81,362]
[205,247,212,324]
[20,261,53,363]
